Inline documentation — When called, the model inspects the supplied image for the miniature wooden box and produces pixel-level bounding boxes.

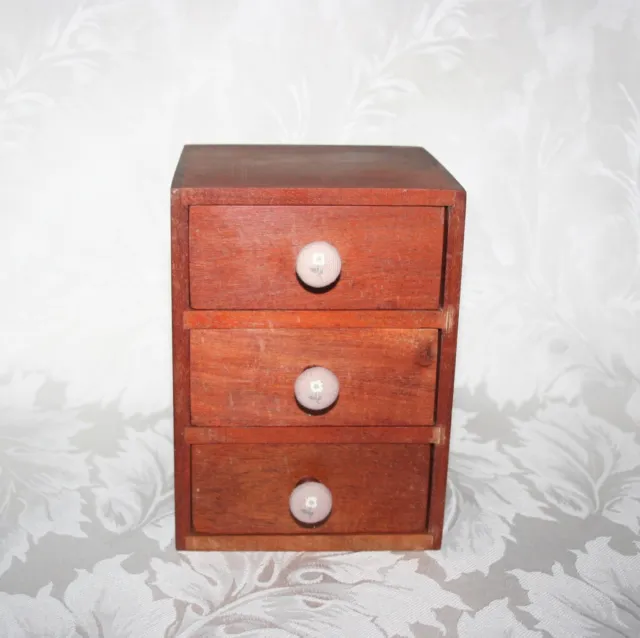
[171,145,465,551]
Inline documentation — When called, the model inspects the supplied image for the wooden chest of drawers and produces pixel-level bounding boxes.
[171,145,465,551]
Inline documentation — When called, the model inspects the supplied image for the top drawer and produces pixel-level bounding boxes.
[189,206,445,310]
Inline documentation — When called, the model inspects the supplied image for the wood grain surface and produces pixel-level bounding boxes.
[171,144,466,550]
[191,443,431,535]
[184,533,435,551]
[172,144,463,192]
[190,328,438,427]
[189,205,444,310]
[183,309,446,330]
[170,190,191,550]
[184,425,444,445]
[427,190,467,548]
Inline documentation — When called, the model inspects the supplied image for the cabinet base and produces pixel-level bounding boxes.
[182,533,437,552]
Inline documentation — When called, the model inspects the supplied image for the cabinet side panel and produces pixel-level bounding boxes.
[171,189,191,549]
[428,189,466,548]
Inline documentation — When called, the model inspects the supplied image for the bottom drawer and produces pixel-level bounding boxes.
[191,443,431,535]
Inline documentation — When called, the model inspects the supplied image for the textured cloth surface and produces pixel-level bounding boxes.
[1,1,639,636]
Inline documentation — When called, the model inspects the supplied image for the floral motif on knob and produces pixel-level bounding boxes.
[294,367,339,411]
[289,481,332,525]
[296,241,341,288]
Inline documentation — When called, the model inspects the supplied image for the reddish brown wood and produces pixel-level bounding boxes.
[191,443,431,535]
[170,189,191,551]
[171,145,466,551]
[182,187,454,207]
[189,205,444,310]
[172,145,463,192]
[427,190,467,548]
[184,425,444,445]
[184,533,435,551]
[190,328,438,427]
[183,309,446,330]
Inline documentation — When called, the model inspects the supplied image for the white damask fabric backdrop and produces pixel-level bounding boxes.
[1,1,639,636]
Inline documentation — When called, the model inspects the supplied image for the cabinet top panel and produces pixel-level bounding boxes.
[172,145,464,193]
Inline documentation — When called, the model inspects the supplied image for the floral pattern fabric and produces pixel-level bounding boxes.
[1,1,639,636]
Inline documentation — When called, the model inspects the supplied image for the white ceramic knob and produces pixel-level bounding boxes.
[294,366,339,411]
[289,481,332,525]
[296,241,341,288]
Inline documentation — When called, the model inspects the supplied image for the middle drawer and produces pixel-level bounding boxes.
[190,328,438,427]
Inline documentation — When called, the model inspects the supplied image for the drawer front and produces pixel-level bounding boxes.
[191,443,431,535]
[190,328,438,427]
[189,205,445,310]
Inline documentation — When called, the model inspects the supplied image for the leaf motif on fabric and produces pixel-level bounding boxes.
[0,372,91,577]
[0,585,80,638]
[93,418,173,548]
[512,537,640,637]
[433,408,549,580]
[152,552,465,637]
[457,598,542,637]
[64,555,176,638]
[506,402,640,531]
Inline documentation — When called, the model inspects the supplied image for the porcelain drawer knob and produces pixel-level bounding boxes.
[296,241,341,288]
[294,366,339,411]
[289,480,333,525]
